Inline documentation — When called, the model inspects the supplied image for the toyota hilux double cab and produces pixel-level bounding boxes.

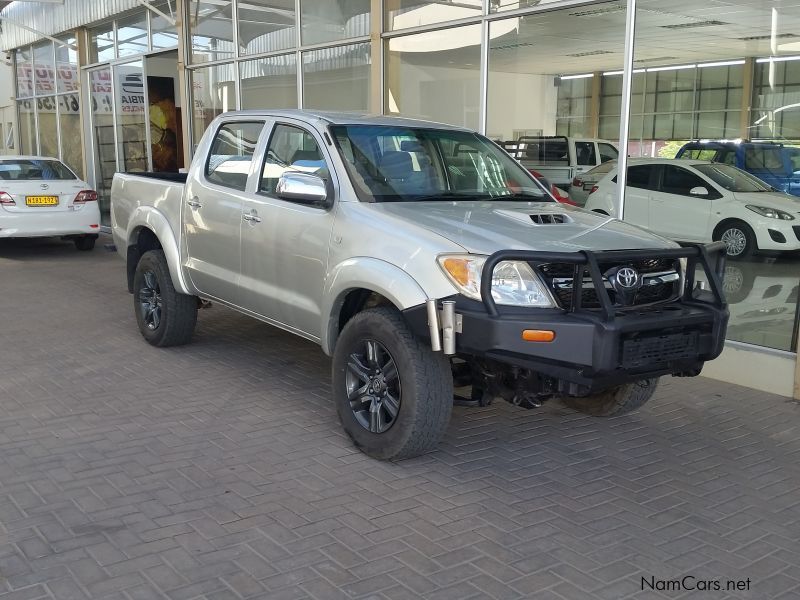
[111,110,728,460]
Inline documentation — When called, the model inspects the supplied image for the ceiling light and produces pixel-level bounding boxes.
[560,73,593,80]
[660,20,727,30]
[647,63,696,72]
[567,50,614,57]
[756,55,800,63]
[569,4,625,18]
[697,60,745,68]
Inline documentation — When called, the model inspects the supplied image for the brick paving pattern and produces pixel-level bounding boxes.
[1,236,799,600]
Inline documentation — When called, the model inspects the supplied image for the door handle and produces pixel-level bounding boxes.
[243,212,261,224]
[187,197,202,208]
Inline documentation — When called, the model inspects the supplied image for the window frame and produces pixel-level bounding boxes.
[615,164,658,191]
[257,120,335,209]
[598,143,618,163]
[658,164,722,199]
[203,119,267,192]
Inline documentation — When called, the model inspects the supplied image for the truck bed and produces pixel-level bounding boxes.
[110,171,186,263]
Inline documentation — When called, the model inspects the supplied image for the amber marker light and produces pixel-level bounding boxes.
[522,329,555,342]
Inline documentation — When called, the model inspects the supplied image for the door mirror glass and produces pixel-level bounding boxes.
[276,172,327,205]
[690,186,709,196]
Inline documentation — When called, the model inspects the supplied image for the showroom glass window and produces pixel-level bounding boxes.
[386,24,481,130]
[152,0,180,50]
[89,22,116,63]
[238,0,296,55]
[13,38,83,179]
[628,0,800,353]
[384,0,481,31]
[301,0,369,45]
[188,0,235,63]
[240,54,298,110]
[303,43,371,111]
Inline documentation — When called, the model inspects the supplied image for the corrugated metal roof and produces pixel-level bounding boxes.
[0,0,143,50]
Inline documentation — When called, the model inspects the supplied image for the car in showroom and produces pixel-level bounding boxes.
[584,158,800,259]
[675,140,800,197]
[500,136,619,191]
[568,160,616,206]
[0,156,100,250]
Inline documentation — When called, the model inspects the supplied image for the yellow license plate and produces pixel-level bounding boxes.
[26,196,59,206]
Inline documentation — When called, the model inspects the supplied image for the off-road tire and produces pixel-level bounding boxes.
[332,307,453,460]
[562,378,659,417]
[74,235,96,251]
[133,250,197,347]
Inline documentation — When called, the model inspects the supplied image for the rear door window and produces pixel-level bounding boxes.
[259,123,330,199]
[660,165,709,197]
[744,146,786,172]
[598,143,618,163]
[575,141,597,166]
[627,165,655,189]
[205,121,265,191]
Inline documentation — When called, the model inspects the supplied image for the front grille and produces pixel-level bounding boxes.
[621,331,700,369]
[793,225,800,242]
[538,257,681,310]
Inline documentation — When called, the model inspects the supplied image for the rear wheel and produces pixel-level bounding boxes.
[562,378,659,417]
[332,307,453,460]
[74,235,96,251]
[133,250,197,347]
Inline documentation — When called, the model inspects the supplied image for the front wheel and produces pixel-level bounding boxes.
[716,221,756,260]
[332,307,453,460]
[133,250,197,347]
[562,378,659,417]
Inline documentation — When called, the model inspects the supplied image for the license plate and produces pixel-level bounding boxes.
[26,195,59,206]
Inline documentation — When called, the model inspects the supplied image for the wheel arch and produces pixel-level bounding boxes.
[125,207,191,295]
[321,257,430,356]
[712,217,752,240]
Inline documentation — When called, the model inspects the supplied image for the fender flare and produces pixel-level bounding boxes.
[321,257,429,355]
[126,206,192,295]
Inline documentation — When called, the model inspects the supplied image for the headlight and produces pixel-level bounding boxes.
[437,255,554,307]
[745,205,795,220]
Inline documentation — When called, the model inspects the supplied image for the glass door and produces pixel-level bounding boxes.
[87,65,116,222]
[114,59,149,173]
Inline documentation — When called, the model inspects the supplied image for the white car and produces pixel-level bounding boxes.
[568,160,616,206]
[584,158,800,259]
[0,156,100,250]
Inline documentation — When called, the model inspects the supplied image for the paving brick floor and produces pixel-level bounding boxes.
[1,236,800,600]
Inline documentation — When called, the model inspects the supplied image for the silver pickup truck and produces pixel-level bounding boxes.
[111,110,729,460]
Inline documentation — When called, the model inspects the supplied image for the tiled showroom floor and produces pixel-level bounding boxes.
[1,237,799,600]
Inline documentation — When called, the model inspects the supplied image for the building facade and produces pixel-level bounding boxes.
[2,0,799,397]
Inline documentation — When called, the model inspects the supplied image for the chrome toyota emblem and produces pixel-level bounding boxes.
[40,183,49,190]
[616,267,639,289]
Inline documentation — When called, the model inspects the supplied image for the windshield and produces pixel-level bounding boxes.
[0,159,76,181]
[693,163,772,193]
[330,125,550,203]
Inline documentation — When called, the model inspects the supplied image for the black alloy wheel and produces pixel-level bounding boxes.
[138,270,163,331]
[346,339,401,434]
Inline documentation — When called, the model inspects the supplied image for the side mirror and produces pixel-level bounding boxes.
[689,186,709,197]
[276,171,328,205]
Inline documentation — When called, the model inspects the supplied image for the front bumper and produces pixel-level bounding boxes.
[404,243,729,393]
[752,219,800,251]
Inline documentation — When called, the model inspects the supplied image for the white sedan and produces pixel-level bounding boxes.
[584,158,800,259]
[0,156,100,250]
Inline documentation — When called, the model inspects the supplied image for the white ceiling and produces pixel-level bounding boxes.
[403,0,800,75]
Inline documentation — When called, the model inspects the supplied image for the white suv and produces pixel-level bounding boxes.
[584,158,800,259]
